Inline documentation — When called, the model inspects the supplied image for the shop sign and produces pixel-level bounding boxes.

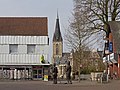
[110,53,117,63]
[107,55,112,64]
[105,50,109,54]
[44,75,48,81]
[110,53,114,60]
[103,57,106,63]
[109,42,113,52]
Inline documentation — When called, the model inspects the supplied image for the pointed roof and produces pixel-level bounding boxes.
[53,14,63,42]
[109,21,120,53]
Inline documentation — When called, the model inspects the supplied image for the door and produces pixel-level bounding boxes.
[33,66,43,79]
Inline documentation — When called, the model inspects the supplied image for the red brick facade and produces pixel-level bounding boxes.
[109,30,120,78]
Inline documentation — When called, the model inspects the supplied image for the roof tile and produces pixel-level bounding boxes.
[0,17,48,36]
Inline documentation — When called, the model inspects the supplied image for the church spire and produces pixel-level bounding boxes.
[53,12,63,42]
[57,9,59,19]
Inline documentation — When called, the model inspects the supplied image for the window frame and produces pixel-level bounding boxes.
[9,44,18,54]
[27,44,36,54]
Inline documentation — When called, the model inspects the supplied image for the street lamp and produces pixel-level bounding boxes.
[104,39,109,73]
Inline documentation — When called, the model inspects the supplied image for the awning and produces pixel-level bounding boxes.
[103,57,106,63]
[110,53,118,63]
[103,56,112,64]
[107,55,112,64]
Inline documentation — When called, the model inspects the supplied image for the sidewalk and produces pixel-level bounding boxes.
[0,79,110,86]
[0,79,119,90]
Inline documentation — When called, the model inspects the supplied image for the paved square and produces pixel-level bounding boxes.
[0,80,119,90]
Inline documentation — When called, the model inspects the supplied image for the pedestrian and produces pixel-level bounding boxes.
[113,71,117,79]
[66,61,72,84]
[102,70,107,81]
[52,63,58,84]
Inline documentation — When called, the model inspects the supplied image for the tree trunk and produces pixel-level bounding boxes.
[78,67,81,82]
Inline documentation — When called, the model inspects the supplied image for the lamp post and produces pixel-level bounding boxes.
[78,64,82,82]
[104,39,109,73]
[104,39,109,82]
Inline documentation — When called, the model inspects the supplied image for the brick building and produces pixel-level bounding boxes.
[103,21,120,78]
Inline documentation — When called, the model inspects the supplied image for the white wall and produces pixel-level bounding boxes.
[0,45,9,54]
[36,45,49,54]
[18,45,27,54]
[0,44,49,54]
[0,36,49,65]
[0,54,48,65]
[0,36,48,44]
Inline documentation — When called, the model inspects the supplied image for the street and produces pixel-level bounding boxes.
[0,80,120,90]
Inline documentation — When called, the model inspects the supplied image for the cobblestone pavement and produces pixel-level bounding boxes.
[0,80,120,90]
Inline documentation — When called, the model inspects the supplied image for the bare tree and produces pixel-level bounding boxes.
[65,0,120,81]
[65,1,91,82]
[74,0,120,58]
[74,0,120,37]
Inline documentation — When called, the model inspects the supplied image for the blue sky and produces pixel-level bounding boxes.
[0,0,73,60]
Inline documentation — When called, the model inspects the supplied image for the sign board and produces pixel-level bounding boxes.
[110,53,117,63]
[110,53,114,60]
[103,57,106,63]
[44,75,48,81]
[107,55,112,64]
[105,50,109,54]
[109,42,113,52]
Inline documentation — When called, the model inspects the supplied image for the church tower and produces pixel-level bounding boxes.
[53,14,63,64]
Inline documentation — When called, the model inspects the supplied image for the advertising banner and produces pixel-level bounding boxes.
[44,75,48,81]
[109,42,113,52]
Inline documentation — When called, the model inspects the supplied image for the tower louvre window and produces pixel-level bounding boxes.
[56,44,59,55]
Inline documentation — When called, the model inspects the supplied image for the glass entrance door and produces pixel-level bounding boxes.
[33,66,43,79]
